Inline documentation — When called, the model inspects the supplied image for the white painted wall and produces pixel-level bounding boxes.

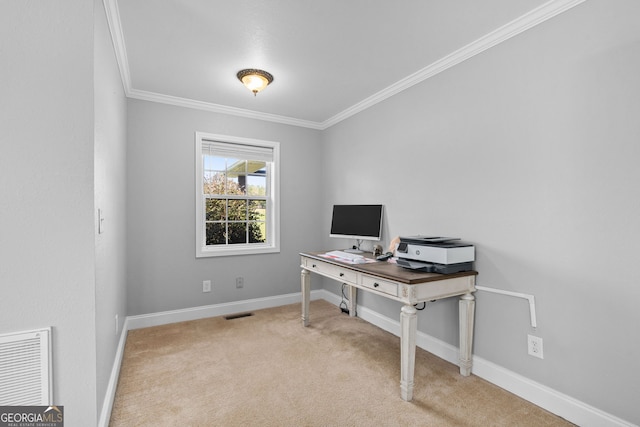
[0,1,98,425]
[125,100,324,316]
[94,0,128,417]
[320,1,640,424]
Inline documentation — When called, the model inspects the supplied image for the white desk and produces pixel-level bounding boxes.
[300,252,477,401]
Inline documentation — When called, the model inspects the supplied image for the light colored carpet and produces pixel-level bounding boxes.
[109,299,573,426]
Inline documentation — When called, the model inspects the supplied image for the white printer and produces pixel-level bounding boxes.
[395,236,474,274]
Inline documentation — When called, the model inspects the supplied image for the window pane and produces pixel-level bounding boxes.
[203,155,225,171]
[206,222,226,245]
[248,161,266,173]
[227,159,246,194]
[225,176,245,195]
[235,173,248,194]
[249,221,266,243]
[228,222,247,244]
[203,172,214,194]
[204,172,225,195]
[226,158,245,171]
[248,199,266,219]
[247,174,266,196]
[228,200,247,220]
[206,199,225,221]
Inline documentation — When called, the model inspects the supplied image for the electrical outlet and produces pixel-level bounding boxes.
[528,334,544,359]
[236,277,244,288]
[203,280,211,293]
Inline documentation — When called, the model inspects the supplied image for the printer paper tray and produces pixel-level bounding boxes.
[396,258,473,274]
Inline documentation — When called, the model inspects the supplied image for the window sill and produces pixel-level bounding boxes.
[196,244,280,258]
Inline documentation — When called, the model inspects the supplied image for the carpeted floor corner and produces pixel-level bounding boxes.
[109,299,574,426]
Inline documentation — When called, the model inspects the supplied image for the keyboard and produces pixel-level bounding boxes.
[325,250,364,261]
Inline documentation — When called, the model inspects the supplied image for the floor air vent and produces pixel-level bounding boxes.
[0,327,52,405]
[224,313,254,320]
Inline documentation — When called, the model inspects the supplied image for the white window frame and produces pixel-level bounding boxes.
[195,132,280,257]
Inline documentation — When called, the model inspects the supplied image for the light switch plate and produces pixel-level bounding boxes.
[98,209,105,234]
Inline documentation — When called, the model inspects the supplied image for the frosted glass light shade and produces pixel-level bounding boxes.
[237,69,274,96]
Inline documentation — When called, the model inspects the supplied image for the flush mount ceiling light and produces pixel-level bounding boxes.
[237,69,273,96]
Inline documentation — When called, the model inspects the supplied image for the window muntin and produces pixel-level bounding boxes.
[196,133,279,257]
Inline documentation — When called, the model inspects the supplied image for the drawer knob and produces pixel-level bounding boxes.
[312,264,317,268]
[339,272,344,277]
[374,282,380,288]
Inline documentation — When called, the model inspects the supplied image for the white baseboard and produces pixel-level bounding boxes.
[98,317,129,427]
[100,289,633,427]
[126,290,325,330]
[318,289,633,427]
[471,356,636,427]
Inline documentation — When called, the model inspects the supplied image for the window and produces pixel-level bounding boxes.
[195,132,280,257]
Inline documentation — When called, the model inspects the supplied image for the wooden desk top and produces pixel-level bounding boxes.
[300,251,477,285]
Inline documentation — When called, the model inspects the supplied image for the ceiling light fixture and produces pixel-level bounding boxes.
[237,69,273,96]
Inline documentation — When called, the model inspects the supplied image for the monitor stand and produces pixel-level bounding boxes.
[343,248,363,254]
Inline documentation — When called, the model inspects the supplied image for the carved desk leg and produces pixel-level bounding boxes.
[400,304,418,401]
[301,269,310,327]
[459,292,475,376]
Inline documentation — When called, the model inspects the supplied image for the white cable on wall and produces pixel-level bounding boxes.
[475,285,537,328]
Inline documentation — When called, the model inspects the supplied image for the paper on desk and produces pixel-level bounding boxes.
[319,254,378,264]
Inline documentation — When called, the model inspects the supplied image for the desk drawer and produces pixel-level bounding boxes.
[360,276,398,296]
[304,259,357,283]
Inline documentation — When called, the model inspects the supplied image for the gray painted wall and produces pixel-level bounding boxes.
[0,1,128,424]
[3,0,637,424]
[94,0,128,417]
[320,1,640,424]
[126,100,324,316]
[0,1,98,425]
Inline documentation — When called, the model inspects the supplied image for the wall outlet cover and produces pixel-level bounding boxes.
[203,280,211,293]
[528,334,544,359]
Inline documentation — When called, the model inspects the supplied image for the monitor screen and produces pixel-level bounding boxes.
[330,204,383,241]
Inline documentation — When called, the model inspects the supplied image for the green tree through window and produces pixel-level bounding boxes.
[203,159,267,245]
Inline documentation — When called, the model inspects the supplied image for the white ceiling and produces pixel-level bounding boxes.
[106,0,584,129]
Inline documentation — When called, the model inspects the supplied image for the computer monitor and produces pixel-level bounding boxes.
[330,205,383,250]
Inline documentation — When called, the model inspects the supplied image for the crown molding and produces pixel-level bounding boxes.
[127,89,325,130]
[103,0,131,95]
[104,0,585,131]
[321,0,586,129]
